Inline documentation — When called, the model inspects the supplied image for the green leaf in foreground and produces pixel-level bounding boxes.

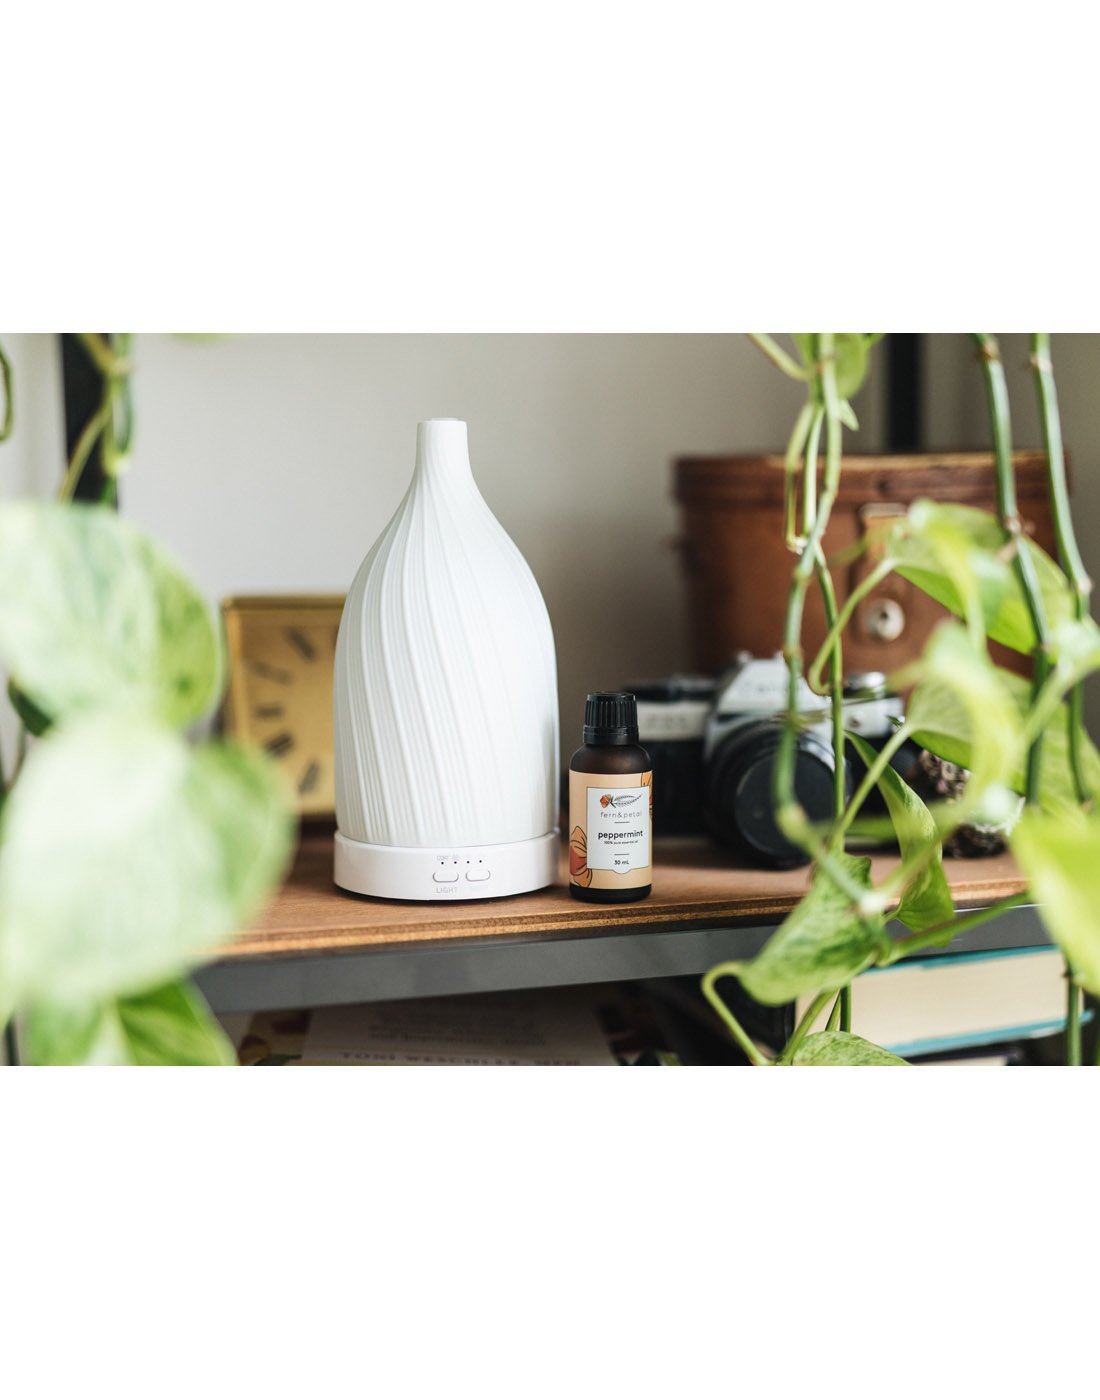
[793,1031,909,1066]
[24,979,234,1066]
[789,333,876,402]
[833,334,874,400]
[0,714,293,1006]
[890,501,1075,655]
[903,623,1021,813]
[0,501,223,730]
[737,853,887,1006]
[910,666,1100,816]
[848,732,954,934]
[1026,618,1100,738]
[1010,809,1100,997]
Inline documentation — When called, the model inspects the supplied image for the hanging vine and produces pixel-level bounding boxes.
[705,333,1100,1066]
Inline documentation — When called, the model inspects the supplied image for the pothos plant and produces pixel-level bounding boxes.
[703,333,1100,1067]
[0,334,294,1065]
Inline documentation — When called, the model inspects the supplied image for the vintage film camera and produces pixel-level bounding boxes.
[629,656,918,869]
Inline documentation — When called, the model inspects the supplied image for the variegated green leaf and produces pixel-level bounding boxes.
[793,1031,908,1066]
[890,501,1078,655]
[848,732,954,934]
[0,713,293,1006]
[1010,809,1100,997]
[737,853,887,1006]
[24,979,234,1066]
[0,502,223,730]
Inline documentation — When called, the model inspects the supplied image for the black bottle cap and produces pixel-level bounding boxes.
[583,692,640,745]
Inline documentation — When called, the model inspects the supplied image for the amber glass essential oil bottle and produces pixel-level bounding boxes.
[568,692,652,903]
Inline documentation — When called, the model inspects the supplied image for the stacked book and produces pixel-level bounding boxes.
[734,946,1076,1064]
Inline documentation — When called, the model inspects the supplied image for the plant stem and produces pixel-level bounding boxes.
[802,374,845,824]
[0,338,13,442]
[1030,333,1093,805]
[884,892,1030,963]
[61,334,134,500]
[779,990,832,1064]
[807,555,897,692]
[784,402,816,550]
[840,984,852,1032]
[769,337,880,913]
[973,333,1051,804]
[1067,687,1088,806]
[826,991,843,1031]
[1065,968,1082,1066]
[701,966,771,1066]
[834,722,914,842]
[794,396,843,827]
[1021,646,1100,750]
[803,410,824,535]
[76,331,130,380]
[104,333,134,477]
[814,553,846,822]
[58,401,110,503]
[748,333,809,381]
[774,339,840,830]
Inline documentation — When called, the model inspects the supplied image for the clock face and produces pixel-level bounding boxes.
[221,597,344,818]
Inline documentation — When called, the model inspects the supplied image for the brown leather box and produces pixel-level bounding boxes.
[674,452,1057,678]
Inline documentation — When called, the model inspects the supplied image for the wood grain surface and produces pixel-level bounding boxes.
[227,832,1027,961]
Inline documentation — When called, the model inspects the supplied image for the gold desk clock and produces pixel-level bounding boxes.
[221,594,345,818]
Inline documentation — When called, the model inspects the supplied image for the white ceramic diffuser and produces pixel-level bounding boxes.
[333,419,560,900]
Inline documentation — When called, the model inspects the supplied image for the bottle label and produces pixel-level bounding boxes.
[569,770,653,889]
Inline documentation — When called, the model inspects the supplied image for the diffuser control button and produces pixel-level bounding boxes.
[466,868,491,883]
[433,867,459,884]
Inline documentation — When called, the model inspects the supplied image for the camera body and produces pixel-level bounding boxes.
[631,676,718,836]
[631,655,907,868]
[703,655,901,867]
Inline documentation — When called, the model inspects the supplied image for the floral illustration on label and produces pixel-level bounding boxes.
[569,825,593,887]
[599,792,643,809]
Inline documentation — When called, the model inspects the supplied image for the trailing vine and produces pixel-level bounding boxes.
[58,333,134,504]
[706,333,1100,1066]
[0,341,13,444]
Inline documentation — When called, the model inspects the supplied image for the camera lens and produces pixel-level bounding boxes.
[705,718,844,868]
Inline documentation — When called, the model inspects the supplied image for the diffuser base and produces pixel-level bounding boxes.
[334,830,560,902]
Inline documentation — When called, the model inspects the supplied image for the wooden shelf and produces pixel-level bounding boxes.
[199,832,1039,1013]
[229,832,1027,962]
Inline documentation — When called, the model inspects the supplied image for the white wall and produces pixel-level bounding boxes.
[1,334,885,754]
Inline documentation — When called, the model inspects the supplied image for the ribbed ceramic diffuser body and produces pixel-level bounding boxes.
[333,419,560,900]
